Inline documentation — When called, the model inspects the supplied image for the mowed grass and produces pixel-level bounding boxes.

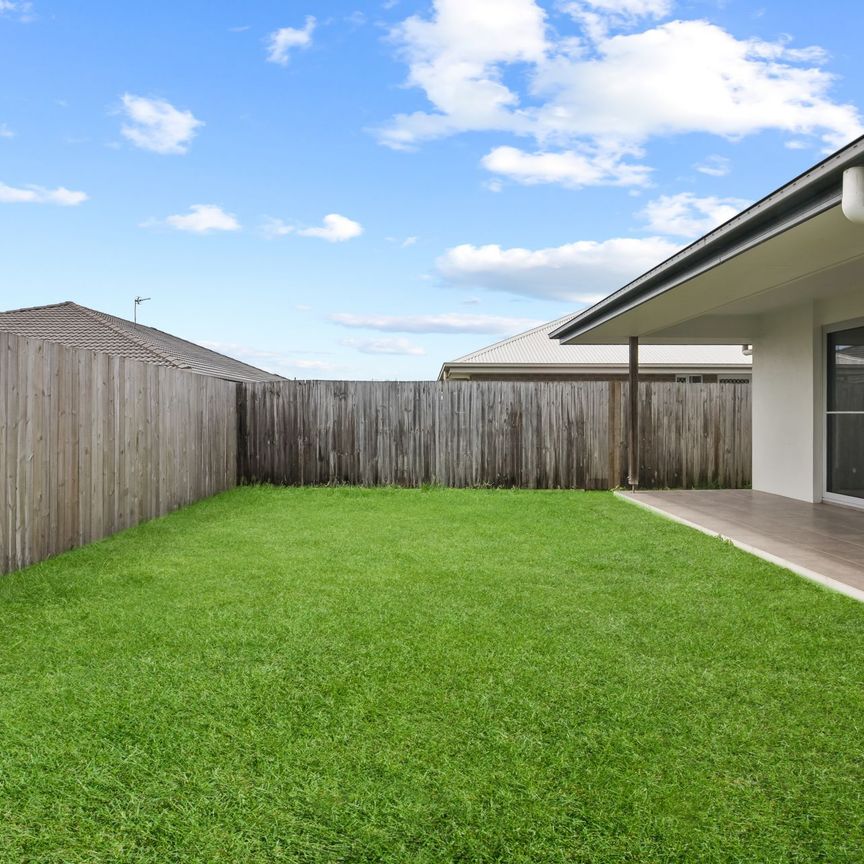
[1,487,863,863]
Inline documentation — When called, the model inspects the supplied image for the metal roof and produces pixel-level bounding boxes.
[444,314,752,368]
[0,301,284,383]
[552,132,864,343]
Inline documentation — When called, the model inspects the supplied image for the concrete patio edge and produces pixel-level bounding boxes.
[614,490,864,604]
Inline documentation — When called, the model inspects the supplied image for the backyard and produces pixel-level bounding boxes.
[1,485,863,863]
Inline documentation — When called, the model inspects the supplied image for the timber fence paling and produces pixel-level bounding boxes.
[238,379,752,492]
[0,332,238,575]
[1,344,751,576]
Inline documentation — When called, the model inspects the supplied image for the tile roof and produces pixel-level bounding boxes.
[445,314,753,368]
[0,301,284,383]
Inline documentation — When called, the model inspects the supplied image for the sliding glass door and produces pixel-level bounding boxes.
[826,325,864,503]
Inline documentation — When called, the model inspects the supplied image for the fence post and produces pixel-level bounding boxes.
[235,382,248,484]
[627,337,640,490]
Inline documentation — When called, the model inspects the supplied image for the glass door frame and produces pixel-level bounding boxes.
[822,316,864,510]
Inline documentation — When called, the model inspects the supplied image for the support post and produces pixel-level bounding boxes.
[628,336,639,490]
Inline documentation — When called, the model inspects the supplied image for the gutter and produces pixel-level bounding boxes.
[551,134,864,343]
[439,362,752,379]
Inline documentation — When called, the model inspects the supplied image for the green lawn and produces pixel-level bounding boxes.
[1,486,863,863]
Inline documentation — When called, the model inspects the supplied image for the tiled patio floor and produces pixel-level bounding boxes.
[617,489,864,602]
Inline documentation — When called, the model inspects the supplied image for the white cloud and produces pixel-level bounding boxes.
[119,94,203,155]
[562,0,672,43]
[379,0,547,149]
[261,217,295,238]
[694,154,731,177]
[387,234,419,247]
[564,0,672,29]
[0,181,87,205]
[531,21,863,150]
[263,214,364,242]
[0,1,34,22]
[0,124,14,139]
[482,143,651,188]
[380,5,863,176]
[575,0,672,16]
[437,236,680,301]
[266,17,315,65]
[341,337,426,355]
[640,192,750,237]
[200,341,340,375]
[298,213,363,242]
[154,204,240,234]
[329,312,543,334]
[280,358,337,371]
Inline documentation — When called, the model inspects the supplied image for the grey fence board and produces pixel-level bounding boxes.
[2,344,751,576]
[0,332,238,575]
[238,379,751,491]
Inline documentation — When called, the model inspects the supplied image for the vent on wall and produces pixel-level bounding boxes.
[719,376,751,384]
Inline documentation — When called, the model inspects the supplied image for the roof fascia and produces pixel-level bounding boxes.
[551,136,864,342]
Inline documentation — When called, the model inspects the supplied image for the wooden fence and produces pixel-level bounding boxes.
[0,341,751,575]
[238,379,752,490]
[0,332,238,574]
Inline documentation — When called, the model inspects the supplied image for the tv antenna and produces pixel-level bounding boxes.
[133,296,151,323]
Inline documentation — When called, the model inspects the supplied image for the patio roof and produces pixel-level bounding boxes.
[551,134,864,345]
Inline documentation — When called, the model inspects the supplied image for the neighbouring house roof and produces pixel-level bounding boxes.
[439,315,751,379]
[551,133,864,344]
[0,301,284,383]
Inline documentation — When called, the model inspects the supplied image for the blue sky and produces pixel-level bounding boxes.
[1,0,862,379]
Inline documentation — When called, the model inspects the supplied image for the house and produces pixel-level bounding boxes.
[0,301,283,383]
[439,315,751,382]
[551,135,864,598]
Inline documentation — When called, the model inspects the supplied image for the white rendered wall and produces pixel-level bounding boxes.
[752,303,819,502]
[751,286,864,503]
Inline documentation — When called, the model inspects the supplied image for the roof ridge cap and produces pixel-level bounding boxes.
[103,315,289,380]
[72,304,182,368]
[137,322,289,375]
[0,300,75,316]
